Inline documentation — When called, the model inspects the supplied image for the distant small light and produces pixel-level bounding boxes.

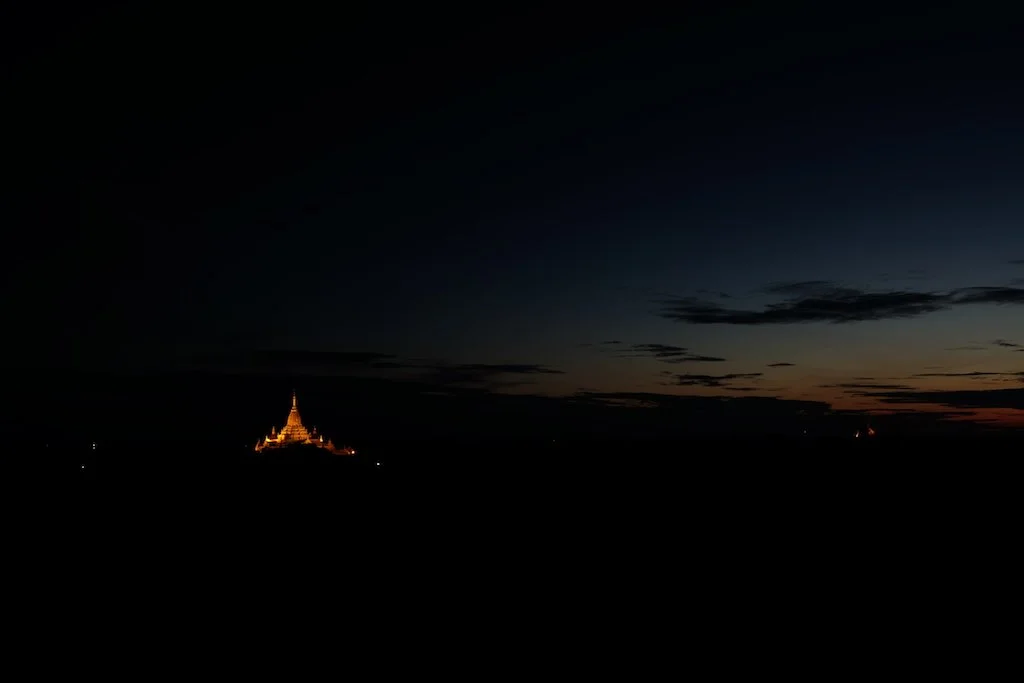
[92,442,97,450]
[376,462,381,467]
[81,464,86,469]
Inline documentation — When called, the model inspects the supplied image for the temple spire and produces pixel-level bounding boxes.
[292,390,297,409]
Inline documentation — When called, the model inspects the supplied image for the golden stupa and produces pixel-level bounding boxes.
[255,391,355,455]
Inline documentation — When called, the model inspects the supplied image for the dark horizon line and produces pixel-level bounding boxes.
[16,430,1024,448]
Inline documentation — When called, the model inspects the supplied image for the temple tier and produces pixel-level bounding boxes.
[255,391,355,455]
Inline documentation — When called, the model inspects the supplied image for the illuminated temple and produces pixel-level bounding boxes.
[255,391,355,455]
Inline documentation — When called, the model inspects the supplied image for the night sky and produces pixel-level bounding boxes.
[8,6,1024,435]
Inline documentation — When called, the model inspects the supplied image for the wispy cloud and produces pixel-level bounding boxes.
[875,268,930,283]
[852,387,1024,411]
[766,362,795,367]
[696,289,733,299]
[670,372,762,387]
[189,349,400,371]
[186,349,564,392]
[953,287,1024,305]
[572,390,828,414]
[911,371,1024,379]
[821,382,917,390]
[594,341,727,363]
[391,362,565,390]
[762,280,834,295]
[993,339,1022,348]
[251,350,398,365]
[655,282,1024,325]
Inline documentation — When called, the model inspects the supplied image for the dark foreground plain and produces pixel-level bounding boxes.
[13,434,1022,617]
[15,434,1024,507]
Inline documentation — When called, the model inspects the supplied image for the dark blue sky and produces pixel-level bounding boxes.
[8,6,1024,433]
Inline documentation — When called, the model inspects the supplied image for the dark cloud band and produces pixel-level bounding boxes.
[656,283,1024,325]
